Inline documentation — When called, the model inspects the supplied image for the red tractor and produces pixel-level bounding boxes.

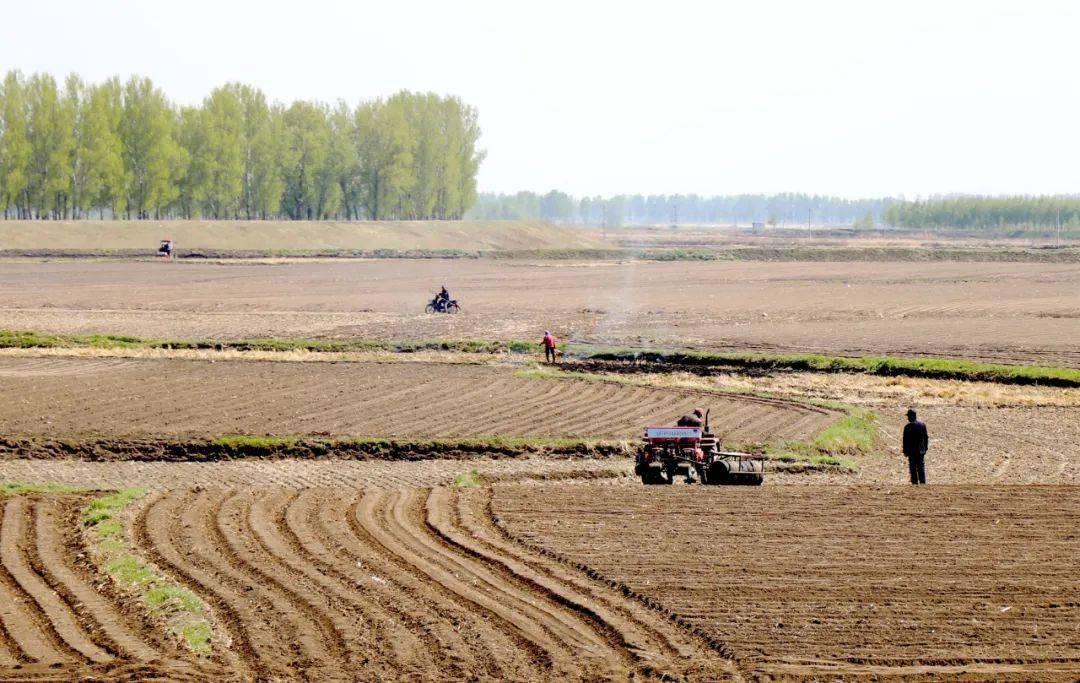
[635,410,764,485]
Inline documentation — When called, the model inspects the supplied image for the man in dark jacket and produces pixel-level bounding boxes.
[902,408,929,484]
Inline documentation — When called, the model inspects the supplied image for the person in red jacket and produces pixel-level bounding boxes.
[541,331,557,363]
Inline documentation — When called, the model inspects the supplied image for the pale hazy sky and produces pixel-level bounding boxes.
[2,0,1078,198]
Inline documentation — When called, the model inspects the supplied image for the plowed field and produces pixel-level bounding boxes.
[0,357,834,441]
[0,488,739,681]
[0,493,217,680]
[1,260,1078,366]
[493,483,1080,681]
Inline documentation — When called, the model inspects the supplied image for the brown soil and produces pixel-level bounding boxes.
[493,482,1080,681]
[0,486,734,681]
[0,357,833,442]
[1,260,1077,367]
[0,493,218,680]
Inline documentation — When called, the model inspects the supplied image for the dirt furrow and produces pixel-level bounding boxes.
[245,490,390,676]
[212,490,348,680]
[280,489,447,679]
[133,490,262,678]
[0,531,56,666]
[426,487,656,679]
[25,496,162,664]
[388,488,609,677]
[1,497,108,664]
[331,493,503,680]
[355,489,556,676]
[453,486,742,680]
[418,377,526,437]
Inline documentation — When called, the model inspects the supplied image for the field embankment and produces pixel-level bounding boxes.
[0,219,603,254]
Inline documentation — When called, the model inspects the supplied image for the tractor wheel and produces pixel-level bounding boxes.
[424,304,436,314]
[695,464,708,485]
[640,470,664,485]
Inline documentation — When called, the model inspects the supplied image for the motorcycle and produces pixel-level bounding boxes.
[425,297,460,314]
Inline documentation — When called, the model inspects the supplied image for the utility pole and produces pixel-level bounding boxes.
[807,207,813,239]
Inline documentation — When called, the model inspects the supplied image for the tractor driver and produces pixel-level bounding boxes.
[676,408,704,428]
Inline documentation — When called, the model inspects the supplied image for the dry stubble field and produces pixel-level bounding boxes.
[0,252,1077,681]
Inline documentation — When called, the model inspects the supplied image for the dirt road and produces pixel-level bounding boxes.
[2,260,1077,366]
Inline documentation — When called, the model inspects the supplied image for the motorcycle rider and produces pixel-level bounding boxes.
[435,285,451,312]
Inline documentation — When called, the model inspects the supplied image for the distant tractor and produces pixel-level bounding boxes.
[157,239,174,260]
[635,410,765,485]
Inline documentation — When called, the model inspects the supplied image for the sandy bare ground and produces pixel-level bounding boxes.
[494,483,1080,681]
[0,357,833,442]
[1,260,1077,366]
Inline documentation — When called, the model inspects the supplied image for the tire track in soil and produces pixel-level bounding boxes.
[425,486,738,681]
[212,490,349,680]
[352,490,544,679]
[332,492,506,680]
[416,487,625,675]
[24,497,156,663]
[247,490,386,676]
[447,486,742,681]
[278,489,441,679]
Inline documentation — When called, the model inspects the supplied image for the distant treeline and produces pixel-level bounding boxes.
[467,191,895,226]
[885,196,1080,230]
[0,71,483,220]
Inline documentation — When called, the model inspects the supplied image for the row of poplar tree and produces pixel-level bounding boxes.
[0,71,484,221]
[469,191,893,226]
[883,196,1080,230]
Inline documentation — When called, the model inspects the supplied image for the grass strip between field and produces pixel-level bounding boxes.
[0,329,538,355]
[3,329,1075,387]
[575,347,1080,387]
[82,489,215,655]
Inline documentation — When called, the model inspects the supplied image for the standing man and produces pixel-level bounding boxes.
[541,331,557,363]
[902,408,929,484]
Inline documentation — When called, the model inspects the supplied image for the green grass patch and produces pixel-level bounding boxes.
[0,329,540,356]
[752,407,878,472]
[452,469,485,487]
[812,408,879,457]
[83,489,215,655]
[0,482,84,496]
[6,328,1072,386]
[213,434,299,450]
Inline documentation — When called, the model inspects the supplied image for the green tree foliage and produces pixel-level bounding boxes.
[120,77,185,219]
[25,73,74,218]
[884,196,1080,231]
[469,192,895,227]
[80,78,126,218]
[0,71,31,218]
[0,71,483,220]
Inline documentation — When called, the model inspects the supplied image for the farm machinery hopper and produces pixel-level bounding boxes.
[635,410,764,485]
